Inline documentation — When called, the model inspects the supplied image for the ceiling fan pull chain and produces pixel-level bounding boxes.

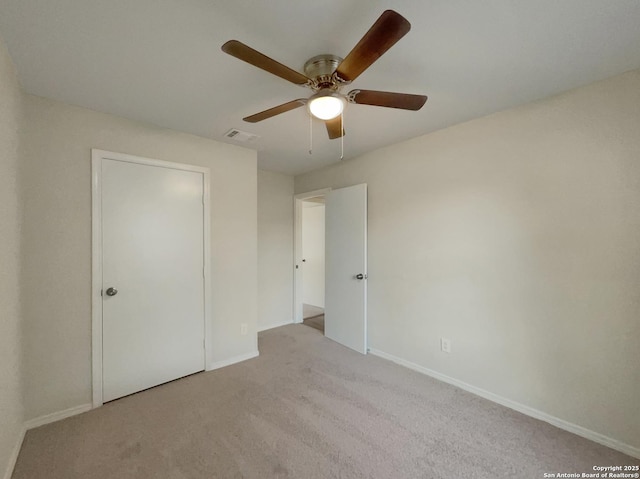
[340,112,344,160]
[309,113,313,155]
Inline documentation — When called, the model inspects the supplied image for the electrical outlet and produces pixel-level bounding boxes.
[240,323,248,335]
[441,338,451,353]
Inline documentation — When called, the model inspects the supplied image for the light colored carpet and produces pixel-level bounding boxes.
[13,324,636,478]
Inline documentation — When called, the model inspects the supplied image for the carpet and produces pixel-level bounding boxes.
[12,324,636,478]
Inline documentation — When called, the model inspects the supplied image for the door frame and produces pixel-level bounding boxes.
[91,149,211,408]
[293,188,331,323]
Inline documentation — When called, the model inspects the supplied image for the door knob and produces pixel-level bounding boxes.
[105,287,118,296]
[355,274,364,280]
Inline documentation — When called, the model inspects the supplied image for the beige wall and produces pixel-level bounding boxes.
[257,170,294,330]
[296,71,640,451]
[0,36,24,476]
[21,95,258,419]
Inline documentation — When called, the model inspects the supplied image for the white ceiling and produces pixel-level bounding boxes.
[2,0,640,175]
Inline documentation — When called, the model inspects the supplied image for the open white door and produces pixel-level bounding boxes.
[324,183,367,354]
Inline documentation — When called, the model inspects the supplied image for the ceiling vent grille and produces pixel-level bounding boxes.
[223,128,260,144]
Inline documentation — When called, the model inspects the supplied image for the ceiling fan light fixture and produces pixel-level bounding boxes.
[308,91,345,120]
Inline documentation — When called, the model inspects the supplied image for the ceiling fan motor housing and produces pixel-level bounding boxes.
[304,54,344,90]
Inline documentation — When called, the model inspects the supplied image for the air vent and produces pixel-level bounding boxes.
[223,128,260,144]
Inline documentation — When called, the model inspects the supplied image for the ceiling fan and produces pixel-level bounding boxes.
[221,10,427,140]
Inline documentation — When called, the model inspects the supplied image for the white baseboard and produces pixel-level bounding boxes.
[257,320,293,332]
[3,426,25,479]
[369,348,640,460]
[208,350,259,371]
[24,403,93,430]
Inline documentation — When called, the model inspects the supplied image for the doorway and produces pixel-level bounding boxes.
[294,189,329,327]
[294,184,368,354]
[91,149,211,406]
[301,196,326,332]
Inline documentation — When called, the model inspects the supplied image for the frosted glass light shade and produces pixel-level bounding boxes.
[308,94,345,120]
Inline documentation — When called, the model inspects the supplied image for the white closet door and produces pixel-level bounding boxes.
[101,158,205,402]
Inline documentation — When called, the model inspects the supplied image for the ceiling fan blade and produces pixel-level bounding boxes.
[222,40,311,85]
[334,10,411,83]
[325,117,345,139]
[349,90,427,110]
[243,99,307,123]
